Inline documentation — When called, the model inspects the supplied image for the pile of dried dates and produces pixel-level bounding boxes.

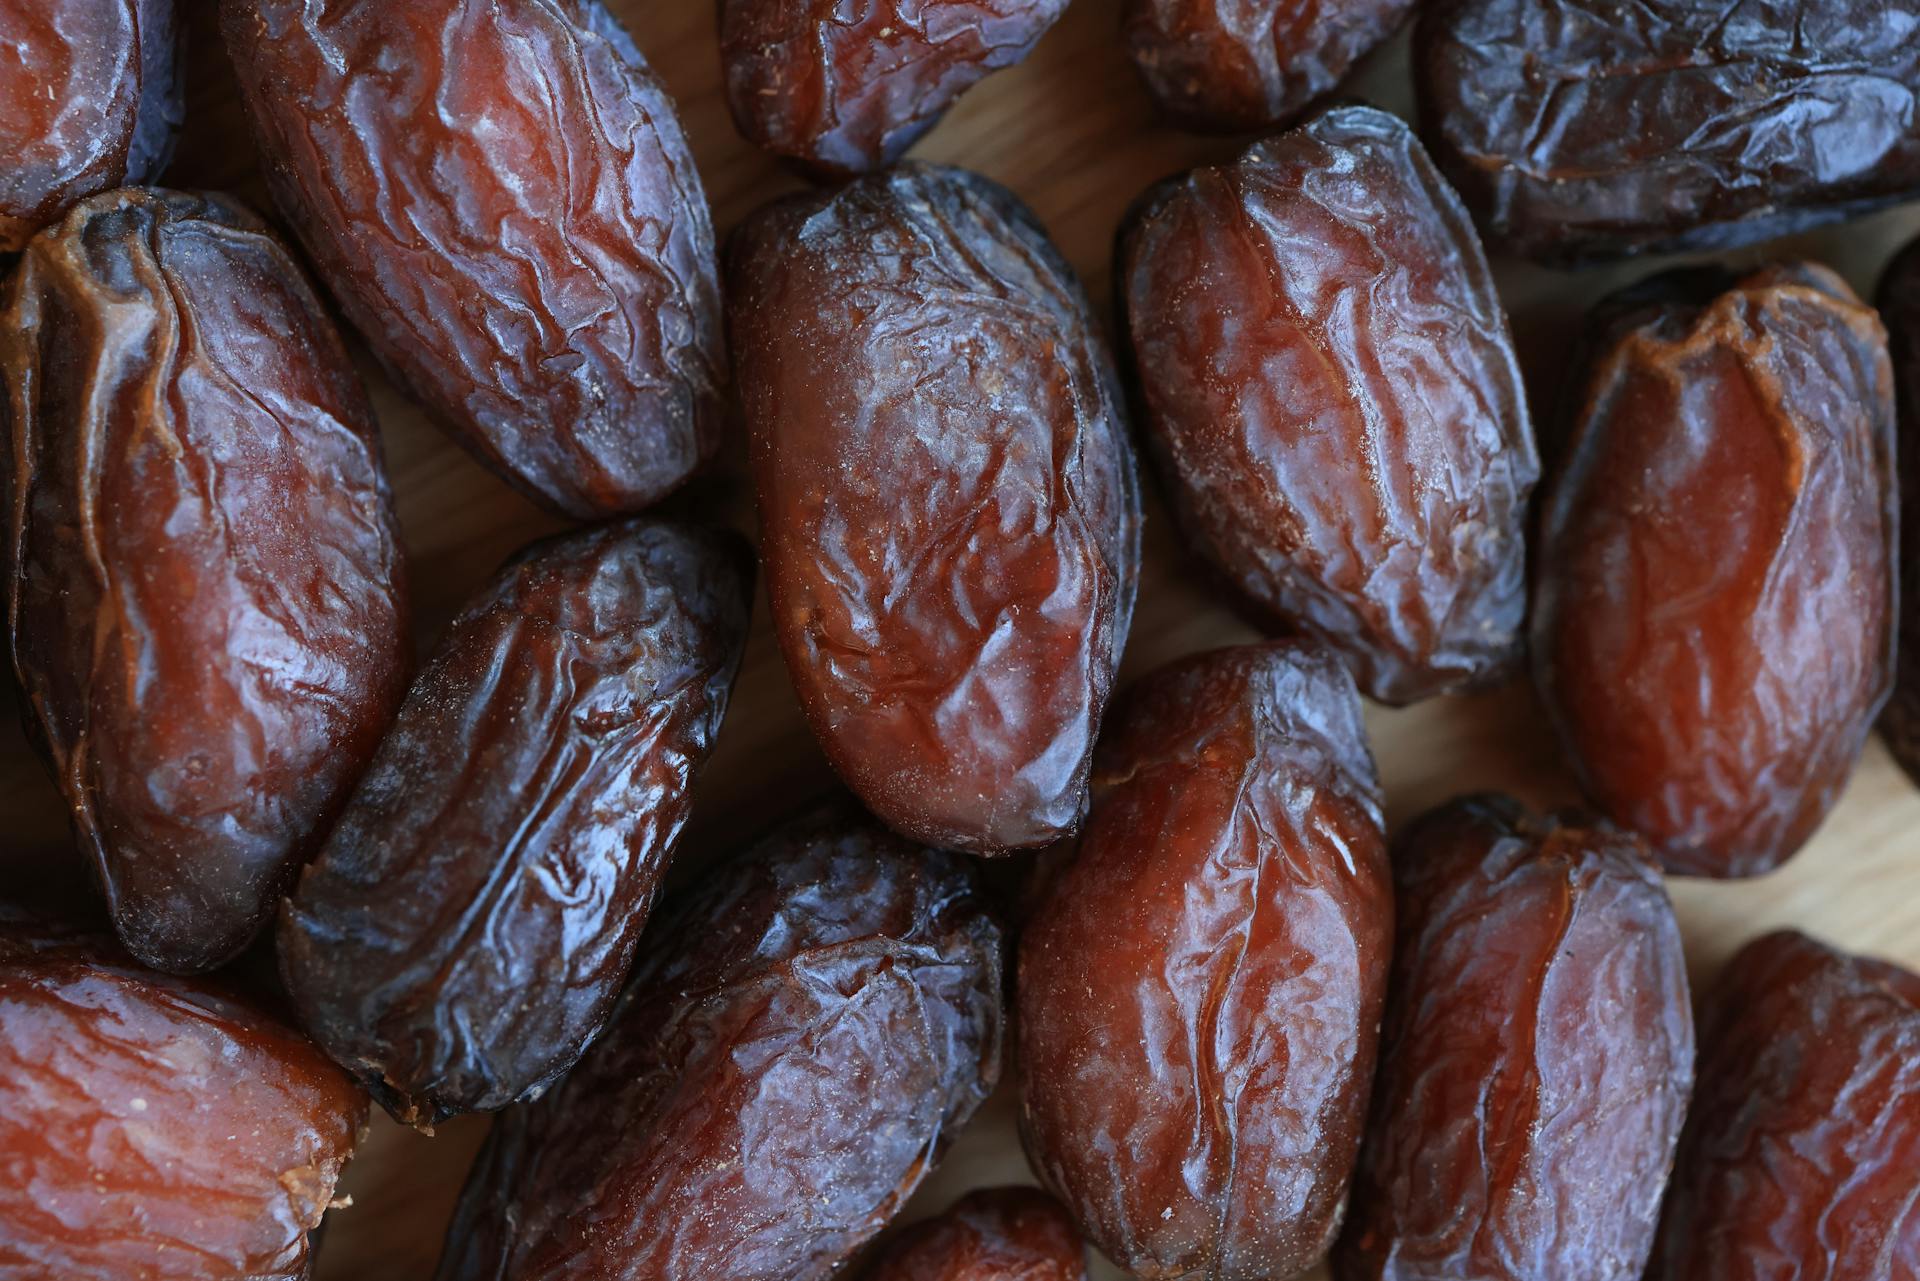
[2,0,1918,1278]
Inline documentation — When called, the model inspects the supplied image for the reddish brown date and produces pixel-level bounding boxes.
[1018,641,1390,1280]
[0,912,366,1279]
[281,520,751,1128]
[1417,0,1920,260]
[1124,0,1412,131]
[1120,105,1536,705]
[0,188,410,974]
[435,806,1004,1281]
[0,0,180,252]
[1534,264,1895,878]
[1880,237,1920,784]
[728,163,1141,855]
[220,0,725,519]
[867,1188,1088,1281]
[720,0,1067,177]
[1649,931,1920,1279]
[1334,796,1694,1281]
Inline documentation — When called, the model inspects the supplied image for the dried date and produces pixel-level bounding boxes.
[0,188,410,974]
[219,0,725,519]
[435,805,1004,1281]
[866,1188,1088,1281]
[1533,264,1895,878]
[1120,105,1536,705]
[1879,237,1920,784]
[1649,931,1920,1279]
[1334,795,1694,1281]
[0,0,181,252]
[727,163,1141,854]
[1417,0,1920,260]
[1018,641,1390,1280]
[720,0,1067,177]
[1124,0,1412,131]
[0,912,366,1279]
[281,520,751,1128]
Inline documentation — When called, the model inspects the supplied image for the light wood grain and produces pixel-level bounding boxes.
[4,1,1917,1278]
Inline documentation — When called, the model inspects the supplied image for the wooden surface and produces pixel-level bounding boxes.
[3,2,1918,1278]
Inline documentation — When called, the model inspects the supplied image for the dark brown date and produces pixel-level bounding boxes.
[220,0,725,519]
[1124,0,1412,131]
[720,0,1067,177]
[1534,263,1895,878]
[1120,105,1536,705]
[0,912,366,1280]
[1649,931,1920,1279]
[727,163,1141,855]
[0,0,181,252]
[281,520,751,1128]
[1334,796,1694,1281]
[866,1188,1088,1281]
[1417,0,1920,260]
[1880,237,1920,784]
[1018,641,1389,1280]
[434,805,1004,1281]
[0,188,410,974]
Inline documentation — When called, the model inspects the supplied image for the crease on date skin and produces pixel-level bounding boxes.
[1879,237,1920,784]
[219,0,726,518]
[280,519,752,1128]
[1333,797,1693,1281]
[1120,104,1537,706]
[1650,931,1920,1279]
[0,911,367,1280]
[1532,263,1896,878]
[0,187,410,974]
[864,1186,1090,1281]
[728,163,1141,854]
[435,806,1005,1281]
[1417,0,1920,258]
[1018,641,1390,1281]
[720,0,1069,177]
[0,0,183,252]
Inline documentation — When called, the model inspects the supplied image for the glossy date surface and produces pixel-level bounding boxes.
[1533,264,1896,878]
[1335,796,1694,1281]
[1120,105,1536,705]
[1649,931,1920,1280]
[281,520,752,1128]
[0,0,181,252]
[1880,237,1920,784]
[867,1187,1088,1281]
[1018,641,1389,1281]
[720,0,1067,177]
[1124,0,1412,131]
[436,806,1005,1281]
[0,912,366,1280]
[0,187,410,974]
[220,0,726,519]
[1417,0,1920,260]
[728,163,1141,855]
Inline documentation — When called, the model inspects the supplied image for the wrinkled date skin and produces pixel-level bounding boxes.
[866,1188,1088,1281]
[1880,238,1920,784]
[1018,641,1390,1281]
[1120,105,1536,705]
[1533,264,1896,878]
[0,913,367,1280]
[0,188,410,974]
[728,163,1141,855]
[281,520,752,1128]
[1650,931,1920,1279]
[0,0,181,252]
[220,0,725,519]
[1124,0,1412,131]
[1417,0,1920,260]
[720,0,1067,177]
[435,806,1005,1281]
[1334,796,1694,1281]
